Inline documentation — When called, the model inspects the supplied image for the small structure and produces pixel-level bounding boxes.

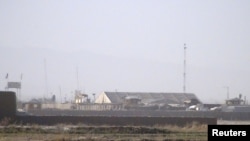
[23,95,56,111]
[94,91,201,110]
[222,94,250,112]
[74,90,89,104]
[22,99,42,111]
[123,96,142,110]
[225,94,245,106]
[225,98,244,105]
[0,91,16,117]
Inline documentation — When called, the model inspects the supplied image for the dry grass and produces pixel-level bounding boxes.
[153,121,207,132]
[0,117,12,126]
[0,118,209,141]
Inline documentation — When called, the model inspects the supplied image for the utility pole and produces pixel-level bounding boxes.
[20,73,22,102]
[223,86,230,100]
[44,59,49,99]
[93,93,96,103]
[76,66,79,90]
[226,86,229,100]
[59,86,62,103]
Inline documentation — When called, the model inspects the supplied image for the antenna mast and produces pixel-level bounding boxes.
[44,59,49,98]
[76,66,79,90]
[183,44,187,94]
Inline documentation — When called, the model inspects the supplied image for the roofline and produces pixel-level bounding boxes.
[103,91,195,94]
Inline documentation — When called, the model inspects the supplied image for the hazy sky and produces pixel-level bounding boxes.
[1,0,250,103]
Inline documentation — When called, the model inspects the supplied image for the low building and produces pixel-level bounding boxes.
[22,99,42,111]
[22,95,57,111]
[225,97,244,105]
[74,90,90,104]
[222,95,250,112]
[93,91,201,110]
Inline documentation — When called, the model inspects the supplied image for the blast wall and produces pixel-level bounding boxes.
[0,91,16,117]
[15,116,217,126]
[28,109,250,120]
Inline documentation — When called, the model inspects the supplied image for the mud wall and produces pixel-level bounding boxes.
[15,116,217,126]
[28,109,250,120]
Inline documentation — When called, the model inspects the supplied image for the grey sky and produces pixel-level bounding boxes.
[1,0,250,103]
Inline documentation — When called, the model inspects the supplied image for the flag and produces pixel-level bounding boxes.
[5,73,8,79]
[20,73,23,80]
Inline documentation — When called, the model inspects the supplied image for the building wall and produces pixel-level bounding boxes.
[25,102,123,111]
[42,103,73,110]
[25,110,250,121]
[77,104,123,111]
[23,103,41,111]
[95,92,112,104]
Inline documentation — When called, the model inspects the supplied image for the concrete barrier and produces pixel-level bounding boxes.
[0,91,16,118]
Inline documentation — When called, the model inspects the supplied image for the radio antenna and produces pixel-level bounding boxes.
[183,44,187,94]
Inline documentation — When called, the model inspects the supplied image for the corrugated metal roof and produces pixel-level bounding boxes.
[103,92,201,105]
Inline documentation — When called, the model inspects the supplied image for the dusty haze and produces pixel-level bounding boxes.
[0,0,250,104]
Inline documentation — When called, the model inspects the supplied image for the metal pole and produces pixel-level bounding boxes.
[20,73,22,102]
[223,86,229,100]
[5,73,8,91]
[59,86,62,103]
[76,66,79,90]
[44,59,49,98]
[227,87,229,100]
[183,44,187,94]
